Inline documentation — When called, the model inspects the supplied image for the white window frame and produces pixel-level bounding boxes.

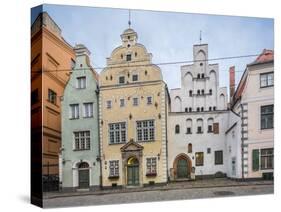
[146,157,157,175]
[108,122,127,144]
[133,97,139,106]
[73,131,90,150]
[109,160,119,177]
[69,104,79,119]
[106,100,112,109]
[76,76,86,89]
[83,102,93,118]
[147,96,153,105]
[136,120,155,142]
[260,72,274,88]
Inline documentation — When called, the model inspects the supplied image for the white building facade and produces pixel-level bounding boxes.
[231,49,274,180]
[168,44,238,180]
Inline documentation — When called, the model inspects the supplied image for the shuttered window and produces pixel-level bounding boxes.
[213,123,219,134]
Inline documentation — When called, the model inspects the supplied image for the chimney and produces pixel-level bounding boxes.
[229,66,235,99]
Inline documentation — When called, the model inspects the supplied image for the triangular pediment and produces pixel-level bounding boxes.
[120,139,143,152]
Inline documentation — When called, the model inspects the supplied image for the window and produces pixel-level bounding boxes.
[213,122,219,134]
[213,106,216,111]
[83,103,93,118]
[209,107,212,111]
[195,152,204,166]
[48,89,57,104]
[197,74,200,79]
[260,72,274,88]
[109,160,119,177]
[74,131,90,150]
[215,150,223,165]
[31,89,39,105]
[133,97,139,106]
[185,108,188,112]
[261,148,274,170]
[120,98,125,107]
[175,125,180,134]
[207,148,211,154]
[189,107,192,112]
[106,100,112,109]
[146,158,157,175]
[188,143,192,153]
[201,73,205,78]
[252,149,260,171]
[77,77,86,89]
[207,118,214,133]
[197,90,200,95]
[261,105,274,129]
[201,107,204,112]
[126,54,132,61]
[132,74,138,82]
[189,90,193,97]
[201,89,204,95]
[119,76,125,84]
[147,96,152,105]
[70,104,79,119]
[136,120,155,142]
[197,119,203,133]
[197,107,200,112]
[109,122,126,144]
[209,89,212,95]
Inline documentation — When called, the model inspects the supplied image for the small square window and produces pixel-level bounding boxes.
[207,148,211,154]
[126,54,132,61]
[132,74,138,82]
[147,96,152,105]
[119,76,125,84]
[77,77,86,89]
[120,99,125,107]
[106,100,112,109]
[133,97,139,106]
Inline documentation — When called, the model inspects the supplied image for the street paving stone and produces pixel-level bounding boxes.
[43,179,273,208]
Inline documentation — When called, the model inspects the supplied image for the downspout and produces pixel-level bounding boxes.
[165,88,169,183]
[96,86,103,189]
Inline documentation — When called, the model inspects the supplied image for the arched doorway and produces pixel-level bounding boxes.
[127,157,139,186]
[78,162,89,188]
[173,154,192,179]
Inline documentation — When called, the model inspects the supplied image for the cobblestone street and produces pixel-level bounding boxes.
[43,179,273,208]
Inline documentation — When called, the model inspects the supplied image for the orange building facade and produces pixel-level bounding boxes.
[31,12,75,191]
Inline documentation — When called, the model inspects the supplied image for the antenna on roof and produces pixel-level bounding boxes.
[199,30,202,44]
[128,9,131,28]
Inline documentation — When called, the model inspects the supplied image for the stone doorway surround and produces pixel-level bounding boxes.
[120,139,144,187]
[173,153,192,180]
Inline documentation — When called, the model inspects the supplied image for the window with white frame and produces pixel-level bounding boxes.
[109,122,126,144]
[207,118,214,132]
[83,102,93,118]
[48,89,57,104]
[186,119,192,134]
[70,104,79,119]
[260,72,273,88]
[147,96,152,105]
[136,120,155,142]
[77,76,86,89]
[109,160,119,177]
[106,100,112,109]
[133,97,139,106]
[261,105,274,129]
[74,131,90,150]
[261,148,274,170]
[197,119,203,133]
[146,157,157,175]
[120,98,125,107]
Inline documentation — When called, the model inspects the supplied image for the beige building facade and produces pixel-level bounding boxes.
[99,28,169,187]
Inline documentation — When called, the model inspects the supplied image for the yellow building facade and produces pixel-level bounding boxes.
[99,28,169,187]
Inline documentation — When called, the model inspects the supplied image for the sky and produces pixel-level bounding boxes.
[31,4,274,95]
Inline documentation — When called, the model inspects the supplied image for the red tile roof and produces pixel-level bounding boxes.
[248,49,274,66]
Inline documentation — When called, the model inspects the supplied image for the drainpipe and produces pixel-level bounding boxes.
[96,86,103,189]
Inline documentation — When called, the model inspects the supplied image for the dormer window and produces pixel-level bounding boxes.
[126,54,132,61]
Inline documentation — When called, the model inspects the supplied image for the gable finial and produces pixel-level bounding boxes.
[128,9,131,28]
